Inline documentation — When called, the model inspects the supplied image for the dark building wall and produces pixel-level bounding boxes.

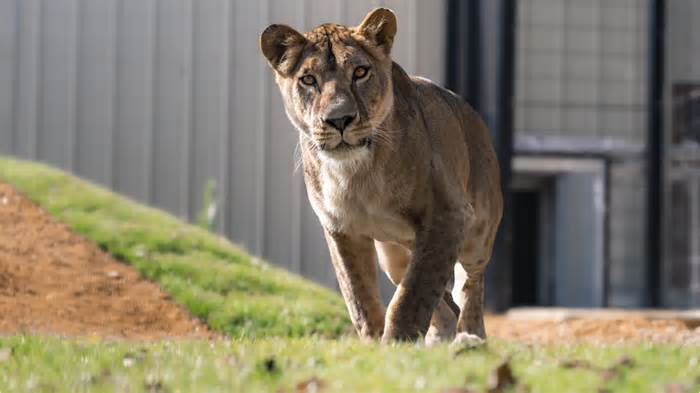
[663,0,700,307]
[514,0,651,307]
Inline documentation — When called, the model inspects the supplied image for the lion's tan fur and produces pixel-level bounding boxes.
[261,8,502,343]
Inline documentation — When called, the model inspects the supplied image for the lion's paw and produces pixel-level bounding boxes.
[450,332,486,349]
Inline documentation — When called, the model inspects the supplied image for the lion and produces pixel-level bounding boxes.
[260,8,502,344]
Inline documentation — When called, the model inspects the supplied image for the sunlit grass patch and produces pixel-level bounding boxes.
[0,157,350,338]
[0,336,698,392]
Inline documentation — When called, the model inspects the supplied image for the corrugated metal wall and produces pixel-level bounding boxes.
[0,0,446,297]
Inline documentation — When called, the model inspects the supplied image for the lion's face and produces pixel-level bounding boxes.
[261,9,397,162]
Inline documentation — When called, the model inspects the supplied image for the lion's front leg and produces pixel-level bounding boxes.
[382,206,465,342]
[324,230,385,339]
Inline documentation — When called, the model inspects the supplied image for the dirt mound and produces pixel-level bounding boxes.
[0,183,211,340]
[486,314,700,345]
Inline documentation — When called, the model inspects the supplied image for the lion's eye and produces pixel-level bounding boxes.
[353,66,369,80]
[300,75,317,86]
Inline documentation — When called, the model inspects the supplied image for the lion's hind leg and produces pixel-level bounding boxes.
[455,219,498,340]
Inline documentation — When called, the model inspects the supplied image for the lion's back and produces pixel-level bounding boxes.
[409,75,503,225]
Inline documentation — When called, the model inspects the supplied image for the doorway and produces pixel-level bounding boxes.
[509,156,608,308]
[511,191,540,306]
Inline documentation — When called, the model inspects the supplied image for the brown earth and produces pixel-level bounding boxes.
[1,182,698,345]
[0,183,211,340]
[485,314,700,345]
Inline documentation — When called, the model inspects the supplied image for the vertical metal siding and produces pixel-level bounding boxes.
[0,0,446,295]
[13,0,42,159]
[113,0,156,202]
[76,0,117,185]
[0,0,16,155]
[40,0,79,170]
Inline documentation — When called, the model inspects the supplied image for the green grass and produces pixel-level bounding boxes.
[2,156,699,392]
[0,336,698,392]
[0,156,349,338]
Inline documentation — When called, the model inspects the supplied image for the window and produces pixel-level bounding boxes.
[672,84,700,145]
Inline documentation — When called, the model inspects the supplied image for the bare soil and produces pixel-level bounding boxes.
[486,313,700,345]
[0,183,211,340]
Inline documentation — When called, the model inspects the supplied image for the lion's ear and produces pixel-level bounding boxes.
[357,8,397,54]
[260,24,307,75]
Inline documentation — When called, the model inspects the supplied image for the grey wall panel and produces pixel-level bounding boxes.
[414,0,446,84]
[344,0,372,25]
[308,0,342,25]
[676,0,700,77]
[0,0,15,154]
[384,0,415,74]
[39,0,79,170]
[75,0,117,185]
[608,159,647,307]
[0,0,447,294]
[215,0,232,235]
[190,0,228,223]
[13,0,41,159]
[264,0,305,271]
[229,0,266,254]
[113,0,156,202]
[152,0,192,218]
[554,173,603,307]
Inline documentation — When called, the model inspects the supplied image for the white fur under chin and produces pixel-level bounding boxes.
[318,146,371,171]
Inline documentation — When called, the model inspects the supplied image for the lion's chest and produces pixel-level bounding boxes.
[311,170,414,245]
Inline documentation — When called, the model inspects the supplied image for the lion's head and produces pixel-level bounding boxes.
[260,8,397,162]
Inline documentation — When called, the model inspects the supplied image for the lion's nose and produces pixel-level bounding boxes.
[324,115,355,133]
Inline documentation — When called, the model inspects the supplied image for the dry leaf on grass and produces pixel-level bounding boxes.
[616,356,635,368]
[559,355,636,382]
[560,359,593,369]
[486,360,517,393]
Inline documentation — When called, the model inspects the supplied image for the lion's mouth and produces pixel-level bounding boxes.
[323,138,372,152]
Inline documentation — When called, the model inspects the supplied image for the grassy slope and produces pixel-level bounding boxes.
[1,336,698,392]
[0,157,349,338]
[1,157,698,392]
